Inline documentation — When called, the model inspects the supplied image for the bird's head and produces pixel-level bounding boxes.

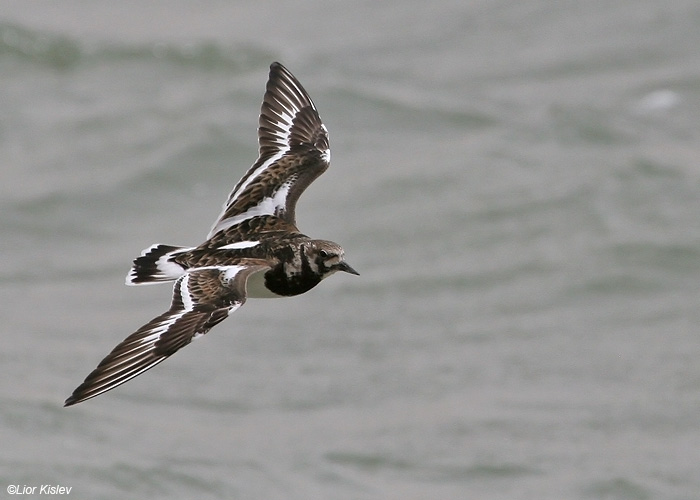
[307,240,359,279]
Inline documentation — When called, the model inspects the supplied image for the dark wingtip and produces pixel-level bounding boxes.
[269,61,286,74]
[64,386,91,406]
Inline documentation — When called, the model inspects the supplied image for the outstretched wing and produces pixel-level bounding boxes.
[208,62,330,239]
[65,263,268,406]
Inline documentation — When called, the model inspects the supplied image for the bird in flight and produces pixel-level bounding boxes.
[65,62,358,406]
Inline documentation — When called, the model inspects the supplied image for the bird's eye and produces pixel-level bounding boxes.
[319,249,329,258]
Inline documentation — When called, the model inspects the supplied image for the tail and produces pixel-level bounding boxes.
[126,244,193,285]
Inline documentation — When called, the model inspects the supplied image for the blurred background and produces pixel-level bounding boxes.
[2,1,700,499]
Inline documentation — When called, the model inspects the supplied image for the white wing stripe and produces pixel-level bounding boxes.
[232,151,285,199]
[209,182,292,235]
[218,241,260,250]
[207,150,286,238]
[179,274,193,311]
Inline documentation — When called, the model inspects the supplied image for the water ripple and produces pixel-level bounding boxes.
[0,22,273,71]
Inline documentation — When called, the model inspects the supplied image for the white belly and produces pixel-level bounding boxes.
[245,268,281,298]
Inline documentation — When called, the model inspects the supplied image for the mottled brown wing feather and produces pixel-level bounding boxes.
[208,63,330,238]
[65,263,267,406]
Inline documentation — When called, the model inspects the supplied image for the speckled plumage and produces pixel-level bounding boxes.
[65,63,357,407]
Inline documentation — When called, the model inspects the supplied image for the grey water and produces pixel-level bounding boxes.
[2,1,700,498]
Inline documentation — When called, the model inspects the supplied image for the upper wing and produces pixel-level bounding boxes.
[207,62,330,239]
[64,262,268,406]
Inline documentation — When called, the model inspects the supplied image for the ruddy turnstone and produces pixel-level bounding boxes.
[64,62,358,406]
